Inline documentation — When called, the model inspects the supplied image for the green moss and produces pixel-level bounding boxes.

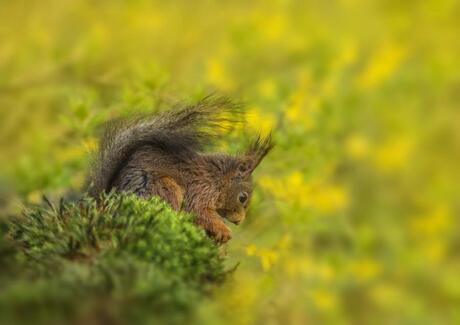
[0,194,225,324]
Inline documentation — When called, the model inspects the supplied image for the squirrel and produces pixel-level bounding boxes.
[85,96,273,244]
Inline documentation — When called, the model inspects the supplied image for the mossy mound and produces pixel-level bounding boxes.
[0,194,225,324]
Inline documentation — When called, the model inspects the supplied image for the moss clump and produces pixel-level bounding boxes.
[0,194,225,324]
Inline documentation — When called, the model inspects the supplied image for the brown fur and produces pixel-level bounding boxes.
[86,96,273,244]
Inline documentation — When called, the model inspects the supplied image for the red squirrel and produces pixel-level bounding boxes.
[86,96,273,243]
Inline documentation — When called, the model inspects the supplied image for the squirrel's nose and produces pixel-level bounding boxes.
[238,192,248,204]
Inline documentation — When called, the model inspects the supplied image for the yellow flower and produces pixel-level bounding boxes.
[297,70,313,89]
[259,14,286,41]
[410,205,451,237]
[206,58,232,89]
[259,249,279,271]
[285,100,301,122]
[410,207,450,265]
[244,244,278,271]
[246,106,276,136]
[90,22,109,47]
[371,283,403,308]
[56,146,84,163]
[215,271,260,325]
[258,79,277,99]
[373,137,412,172]
[82,137,98,152]
[277,234,292,250]
[358,42,406,89]
[311,289,338,311]
[286,171,304,190]
[350,258,381,281]
[321,77,337,97]
[333,40,357,69]
[260,172,349,214]
[31,25,52,47]
[27,191,42,204]
[317,264,335,282]
[311,184,349,213]
[345,134,369,159]
[258,176,279,195]
[421,239,447,264]
[284,91,316,130]
[130,10,163,30]
[245,244,258,256]
[284,255,312,278]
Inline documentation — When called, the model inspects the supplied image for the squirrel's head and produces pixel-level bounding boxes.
[214,134,274,225]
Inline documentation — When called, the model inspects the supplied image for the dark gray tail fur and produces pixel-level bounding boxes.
[85,95,241,197]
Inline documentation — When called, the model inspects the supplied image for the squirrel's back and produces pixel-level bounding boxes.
[85,96,240,197]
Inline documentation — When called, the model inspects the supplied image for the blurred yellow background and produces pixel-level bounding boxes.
[0,0,459,323]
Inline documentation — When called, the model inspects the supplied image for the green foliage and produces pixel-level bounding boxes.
[1,0,459,324]
[0,194,225,324]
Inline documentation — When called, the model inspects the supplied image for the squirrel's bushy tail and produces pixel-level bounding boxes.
[86,95,241,197]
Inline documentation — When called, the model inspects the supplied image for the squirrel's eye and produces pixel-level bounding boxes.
[238,192,248,204]
[238,164,247,173]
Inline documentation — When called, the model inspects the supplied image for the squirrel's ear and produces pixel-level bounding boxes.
[242,133,274,174]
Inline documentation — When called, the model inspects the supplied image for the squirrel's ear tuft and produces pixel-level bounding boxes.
[244,133,274,173]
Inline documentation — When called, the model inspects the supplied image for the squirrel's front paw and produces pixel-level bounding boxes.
[200,219,232,244]
[210,222,232,244]
[195,211,232,244]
